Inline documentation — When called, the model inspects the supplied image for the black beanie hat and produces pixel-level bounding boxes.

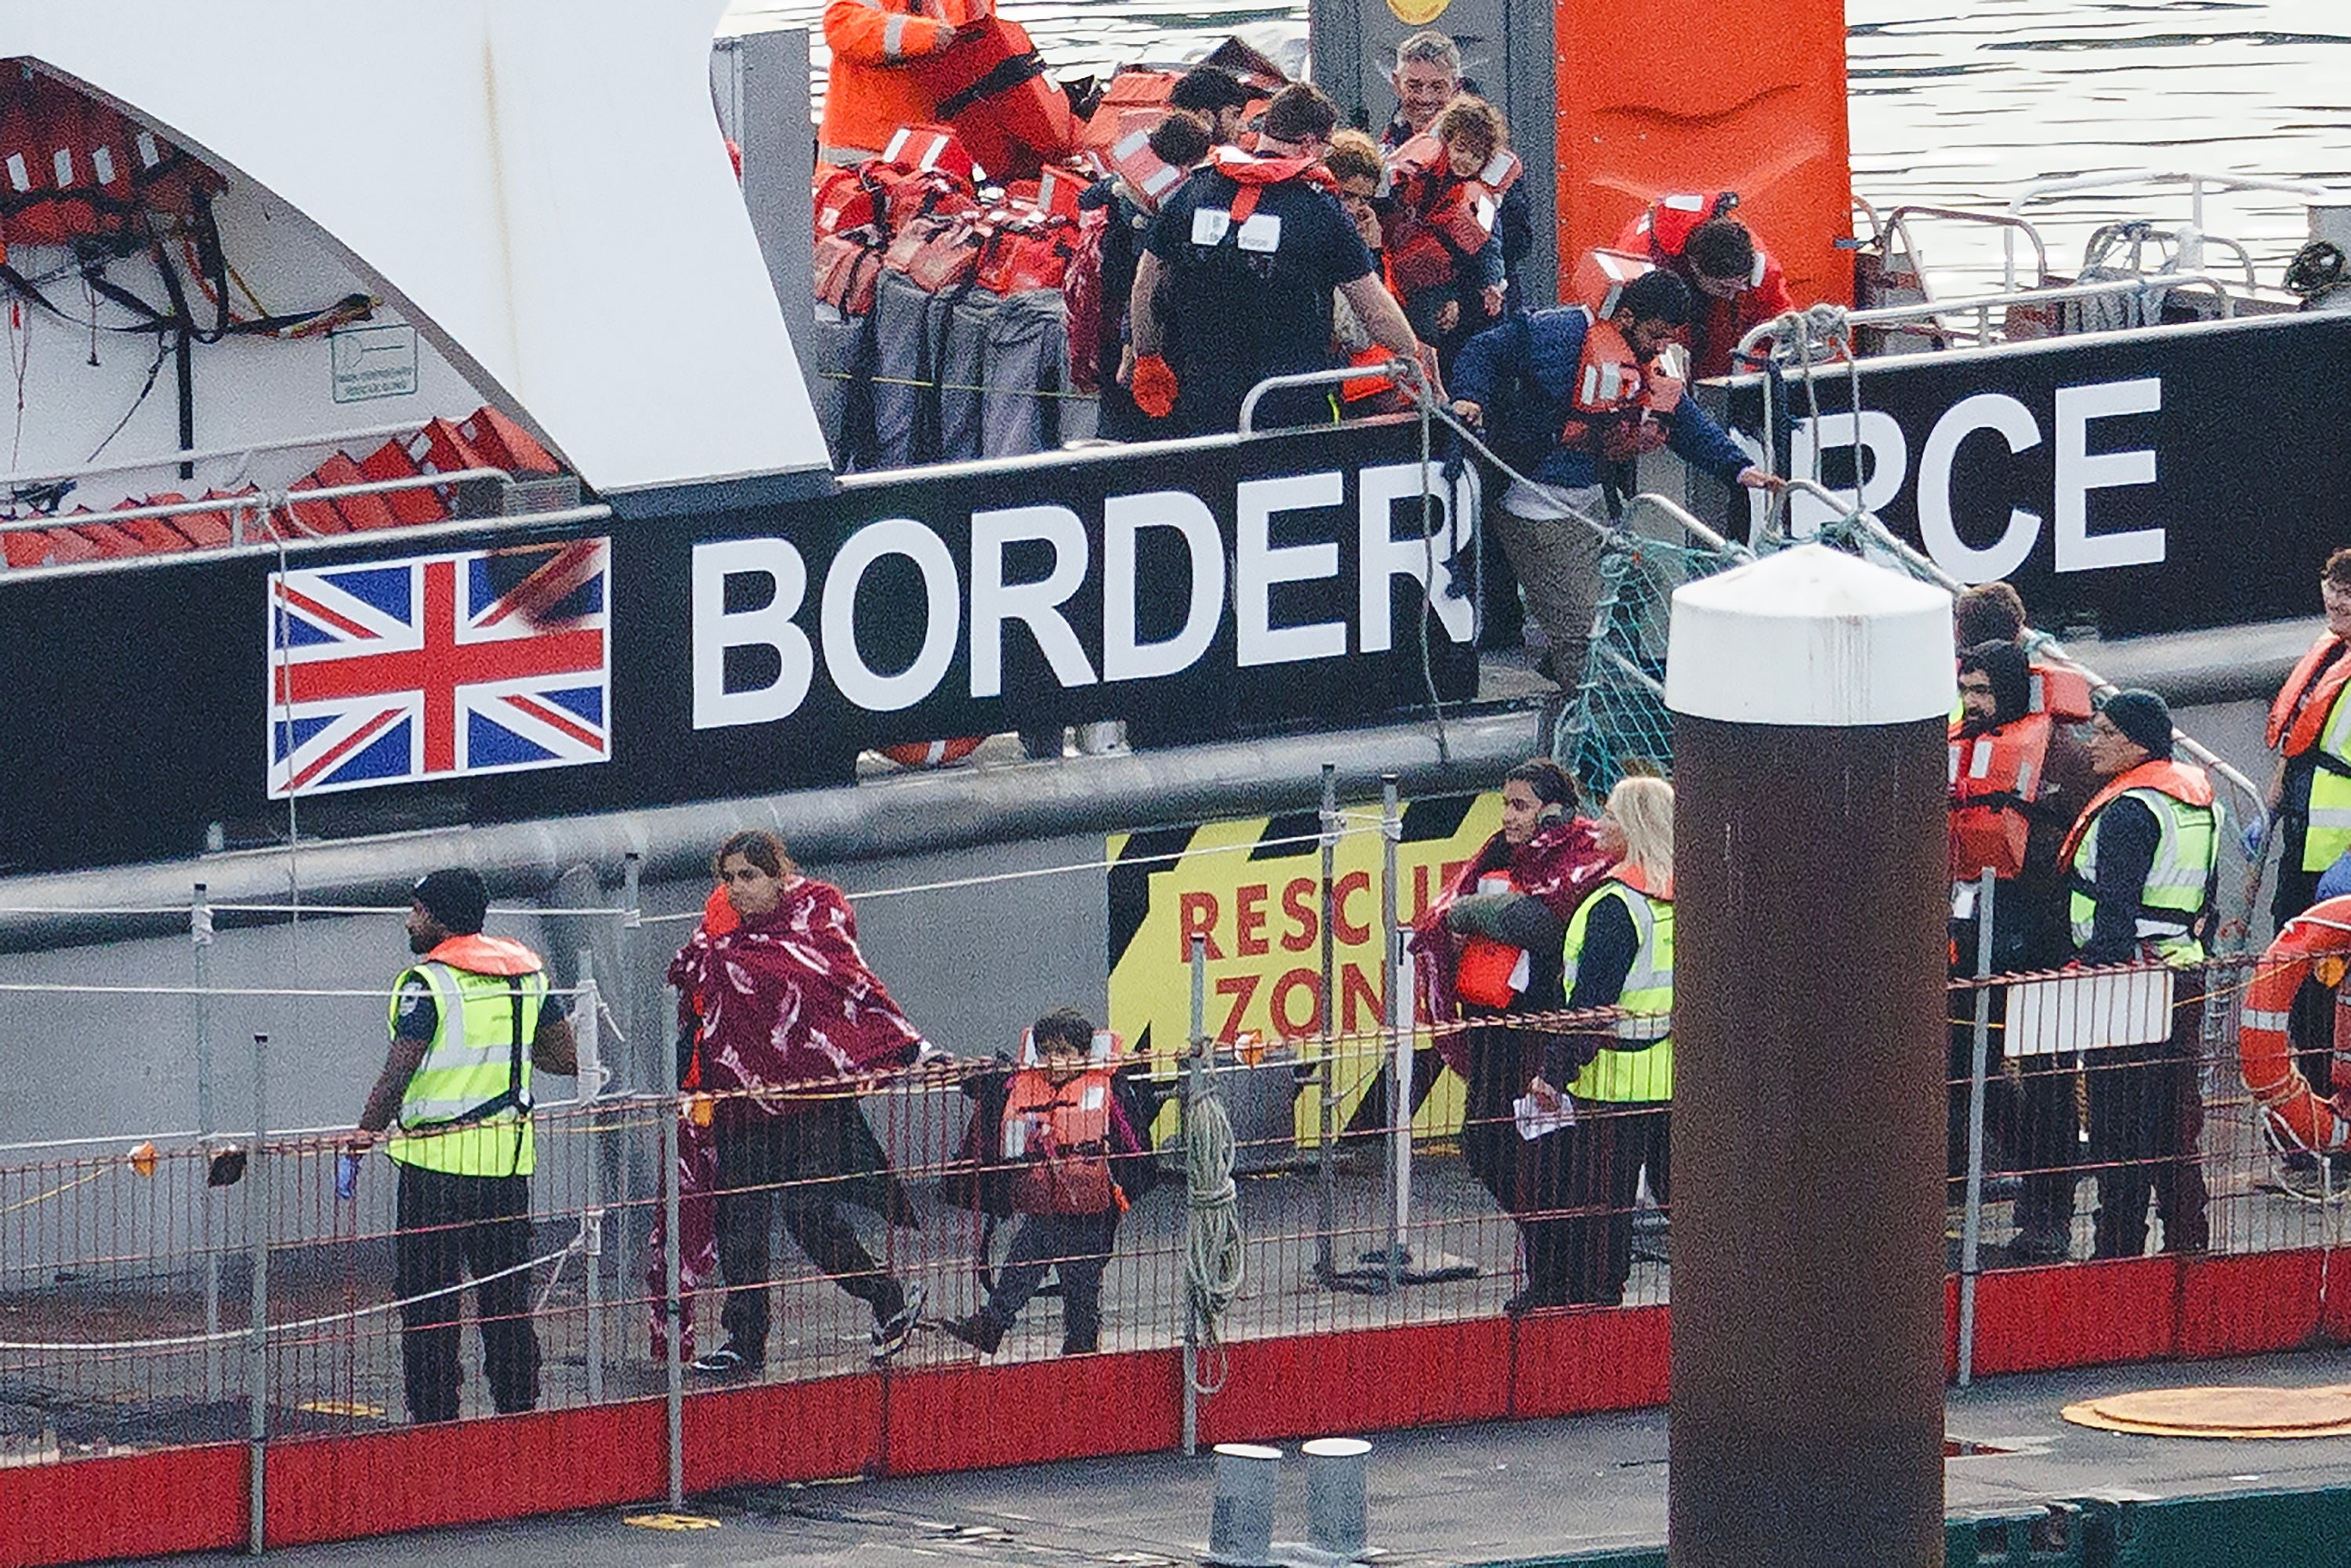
[2099,688,2174,761]
[411,868,488,935]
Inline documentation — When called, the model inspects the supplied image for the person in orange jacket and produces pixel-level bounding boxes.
[820,0,960,165]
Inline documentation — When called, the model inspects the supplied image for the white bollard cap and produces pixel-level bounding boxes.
[1665,544,1954,727]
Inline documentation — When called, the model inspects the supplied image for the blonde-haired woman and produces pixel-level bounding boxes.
[1521,776,1675,1310]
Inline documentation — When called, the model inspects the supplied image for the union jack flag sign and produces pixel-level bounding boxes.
[268,539,610,798]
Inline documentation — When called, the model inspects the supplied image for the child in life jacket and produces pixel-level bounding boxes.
[1382,96,1515,365]
[942,1008,1150,1356]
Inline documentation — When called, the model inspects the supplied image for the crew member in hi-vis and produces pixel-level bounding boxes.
[352,868,576,1424]
[2060,690,2216,1261]
[1523,776,1675,1312]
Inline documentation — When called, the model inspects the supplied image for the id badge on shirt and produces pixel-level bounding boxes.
[1236,212,1283,252]
[1951,881,1978,920]
[1191,208,1232,246]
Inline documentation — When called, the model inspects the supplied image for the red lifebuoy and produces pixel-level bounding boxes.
[879,737,984,769]
[2239,896,2351,1153]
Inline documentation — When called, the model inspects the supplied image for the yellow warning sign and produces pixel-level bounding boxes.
[1106,791,1502,1143]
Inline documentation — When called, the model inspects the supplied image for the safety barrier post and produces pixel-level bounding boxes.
[621,853,646,1092]
[1388,931,1415,1293]
[1183,933,1206,1458]
[661,1095,684,1508]
[1958,868,1997,1388]
[247,1032,270,1556]
[1381,776,1404,1291]
[1316,763,1339,1282]
[578,952,606,1406]
[194,882,223,1403]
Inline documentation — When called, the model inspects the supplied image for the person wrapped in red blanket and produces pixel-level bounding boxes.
[1400,760,1617,1240]
[652,829,933,1373]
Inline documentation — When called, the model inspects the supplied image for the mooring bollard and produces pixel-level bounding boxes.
[1302,1436,1371,1559]
[1208,1443,1283,1566]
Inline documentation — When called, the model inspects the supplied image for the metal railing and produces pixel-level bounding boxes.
[1765,476,2269,839]
[1734,272,2242,364]
[0,943,2330,1497]
[0,420,444,494]
[2003,168,2331,287]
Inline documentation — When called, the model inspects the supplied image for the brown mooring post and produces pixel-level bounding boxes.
[1665,544,1953,1568]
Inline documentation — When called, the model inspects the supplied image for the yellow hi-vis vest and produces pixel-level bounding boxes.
[2302,682,2351,874]
[387,946,547,1178]
[2066,778,2218,965]
[1562,878,1674,1103]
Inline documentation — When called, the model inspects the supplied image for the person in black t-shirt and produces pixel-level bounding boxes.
[1125,83,1428,436]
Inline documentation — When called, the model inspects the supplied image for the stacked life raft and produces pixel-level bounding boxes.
[1,405,565,567]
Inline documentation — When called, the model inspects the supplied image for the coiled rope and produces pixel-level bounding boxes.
[1181,1070,1243,1396]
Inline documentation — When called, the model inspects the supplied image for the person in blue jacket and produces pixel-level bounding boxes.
[1448,269,1780,688]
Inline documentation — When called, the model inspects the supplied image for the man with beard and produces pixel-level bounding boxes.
[352,868,576,1423]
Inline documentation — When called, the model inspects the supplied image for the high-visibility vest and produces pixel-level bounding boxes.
[1562,877,1674,1103]
[2268,632,2351,874]
[2063,761,2218,965]
[388,937,548,1178]
[1948,711,2052,883]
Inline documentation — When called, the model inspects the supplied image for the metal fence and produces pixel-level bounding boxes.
[2,940,2342,1498]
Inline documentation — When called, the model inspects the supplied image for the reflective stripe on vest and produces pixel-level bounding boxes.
[1562,882,1674,1103]
[2067,787,2218,964]
[388,961,545,1177]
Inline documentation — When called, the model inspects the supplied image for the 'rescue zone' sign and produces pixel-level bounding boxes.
[1105,791,1505,1144]
[1709,310,2351,639]
[0,421,1480,871]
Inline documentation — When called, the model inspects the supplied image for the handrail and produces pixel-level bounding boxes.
[0,465,516,538]
[0,503,615,582]
[1878,205,2052,297]
[1768,477,2269,836]
[2005,168,2331,288]
[1733,272,2241,365]
[2005,168,2327,219]
[1618,491,1743,559]
[1237,359,1422,436]
[0,419,437,493]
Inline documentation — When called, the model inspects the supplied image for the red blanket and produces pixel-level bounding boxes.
[1411,816,1617,1071]
[667,875,926,1101]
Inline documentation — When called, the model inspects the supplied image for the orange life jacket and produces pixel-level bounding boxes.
[1571,247,1655,317]
[816,228,889,315]
[2029,661,2095,722]
[2267,632,2351,756]
[882,212,981,290]
[1383,134,1522,293]
[975,212,1076,293]
[879,122,979,186]
[1095,117,1187,212]
[1559,312,1683,464]
[1002,1064,1117,1214]
[424,933,544,977]
[2056,759,2217,868]
[1453,871,1534,1009]
[1617,190,1741,260]
[1949,711,2052,883]
[913,12,1076,182]
[1078,69,1176,156]
[1204,145,1334,223]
